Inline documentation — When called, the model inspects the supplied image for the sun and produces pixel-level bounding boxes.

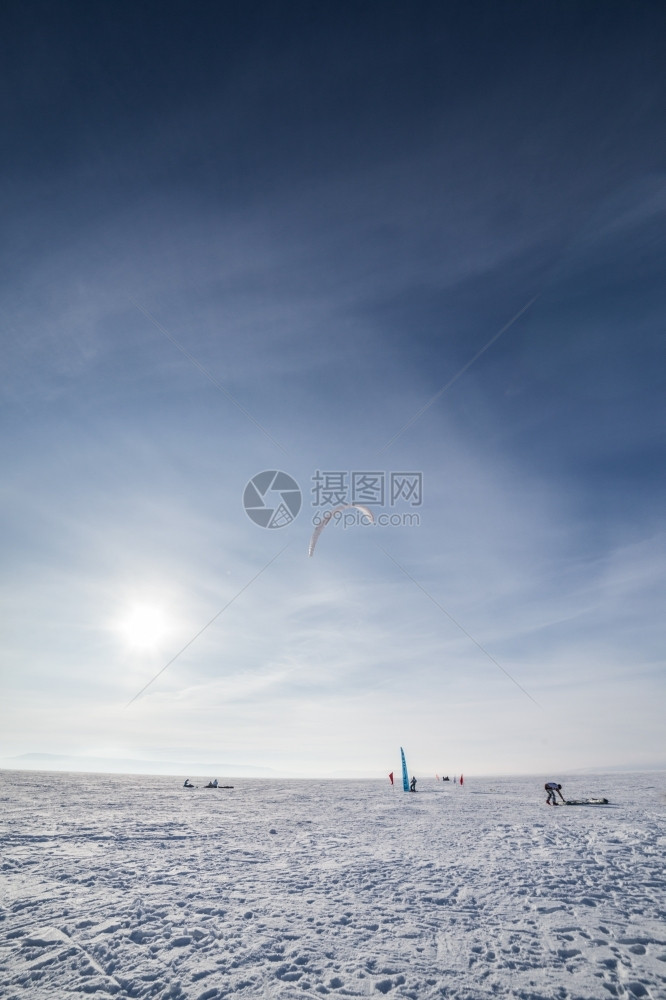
[118,603,170,651]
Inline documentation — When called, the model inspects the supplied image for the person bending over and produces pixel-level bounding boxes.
[545,781,565,805]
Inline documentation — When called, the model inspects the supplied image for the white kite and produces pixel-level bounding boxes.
[308,504,374,557]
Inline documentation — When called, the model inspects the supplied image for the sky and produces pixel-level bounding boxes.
[1,1,665,778]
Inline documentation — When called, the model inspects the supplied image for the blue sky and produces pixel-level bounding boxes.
[1,2,665,777]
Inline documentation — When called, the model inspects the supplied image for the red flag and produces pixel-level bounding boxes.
[388,772,394,785]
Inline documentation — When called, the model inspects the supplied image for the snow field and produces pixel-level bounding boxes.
[0,771,664,999]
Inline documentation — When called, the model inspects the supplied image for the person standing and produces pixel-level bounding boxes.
[545,781,565,805]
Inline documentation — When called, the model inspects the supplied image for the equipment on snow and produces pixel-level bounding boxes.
[563,798,609,805]
[400,747,409,792]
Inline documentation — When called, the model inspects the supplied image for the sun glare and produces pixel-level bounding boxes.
[118,603,170,650]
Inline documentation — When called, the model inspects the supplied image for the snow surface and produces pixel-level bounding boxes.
[1,770,665,1000]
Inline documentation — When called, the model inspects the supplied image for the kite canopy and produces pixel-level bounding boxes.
[308,504,374,556]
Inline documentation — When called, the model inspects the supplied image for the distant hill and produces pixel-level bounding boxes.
[0,752,283,778]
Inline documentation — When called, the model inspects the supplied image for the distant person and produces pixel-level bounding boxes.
[545,782,565,805]
[183,779,194,788]
[410,776,417,792]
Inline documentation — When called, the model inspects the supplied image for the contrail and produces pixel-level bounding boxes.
[130,297,289,456]
[378,293,540,453]
[378,543,542,709]
[126,544,289,707]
